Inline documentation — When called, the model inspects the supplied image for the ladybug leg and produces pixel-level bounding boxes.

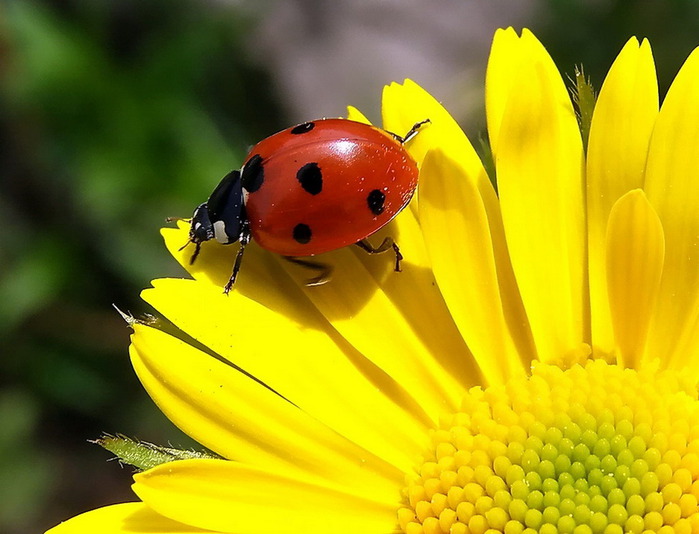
[284,257,332,286]
[355,237,403,272]
[223,223,251,294]
[167,216,199,262]
[388,119,431,144]
[189,241,202,265]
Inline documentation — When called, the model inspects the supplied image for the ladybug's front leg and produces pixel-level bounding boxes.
[223,221,251,294]
[355,237,403,272]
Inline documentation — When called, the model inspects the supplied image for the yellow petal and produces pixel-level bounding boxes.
[163,223,315,324]
[381,79,483,175]
[133,459,397,534]
[419,149,530,384]
[272,239,467,417]
[46,503,210,534]
[140,279,429,473]
[347,204,484,390]
[382,78,535,368]
[606,190,664,368]
[131,323,402,495]
[495,29,587,364]
[166,219,468,421]
[644,47,699,369]
[587,37,658,357]
[346,105,371,124]
[485,27,523,156]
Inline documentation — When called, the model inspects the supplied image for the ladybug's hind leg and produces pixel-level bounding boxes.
[356,237,403,272]
[284,257,332,286]
[388,119,431,144]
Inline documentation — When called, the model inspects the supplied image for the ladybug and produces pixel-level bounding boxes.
[183,118,429,292]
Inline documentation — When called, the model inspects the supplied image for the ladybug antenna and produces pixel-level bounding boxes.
[166,216,192,224]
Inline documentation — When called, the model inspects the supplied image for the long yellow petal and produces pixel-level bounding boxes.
[381,79,482,173]
[165,221,470,419]
[141,279,429,474]
[46,503,210,534]
[273,239,467,417]
[606,190,664,368]
[347,205,484,390]
[163,223,318,326]
[131,323,402,495]
[587,37,658,358]
[485,27,523,156]
[344,102,479,385]
[383,78,536,367]
[382,79,487,224]
[496,29,587,364]
[419,149,529,384]
[644,47,699,369]
[133,459,397,534]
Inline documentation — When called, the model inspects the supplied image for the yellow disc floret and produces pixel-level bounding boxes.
[398,360,699,534]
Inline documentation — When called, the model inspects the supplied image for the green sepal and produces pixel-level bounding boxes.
[94,433,218,471]
[570,65,597,152]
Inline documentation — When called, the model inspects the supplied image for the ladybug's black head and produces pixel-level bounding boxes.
[189,202,214,241]
[182,202,213,265]
[184,170,246,265]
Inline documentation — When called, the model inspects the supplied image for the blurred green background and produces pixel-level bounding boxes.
[2,1,699,532]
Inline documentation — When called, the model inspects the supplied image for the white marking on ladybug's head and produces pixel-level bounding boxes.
[213,220,229,244]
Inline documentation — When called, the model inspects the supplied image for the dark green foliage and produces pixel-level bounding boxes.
[1,2,284,532]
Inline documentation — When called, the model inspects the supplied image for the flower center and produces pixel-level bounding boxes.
[398,360,699,534]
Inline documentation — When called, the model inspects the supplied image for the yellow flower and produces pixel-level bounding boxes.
[49,28,699,534]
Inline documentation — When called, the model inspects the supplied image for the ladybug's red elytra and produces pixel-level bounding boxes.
[182,118,429,292]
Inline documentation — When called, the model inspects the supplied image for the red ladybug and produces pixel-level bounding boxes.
[183,118,429,292]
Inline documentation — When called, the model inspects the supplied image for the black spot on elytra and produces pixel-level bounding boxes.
[296,163,323,195]
[290,122,315,134]
[367,189,385,215]
[241,154,264,192]
[293,223,312,244]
